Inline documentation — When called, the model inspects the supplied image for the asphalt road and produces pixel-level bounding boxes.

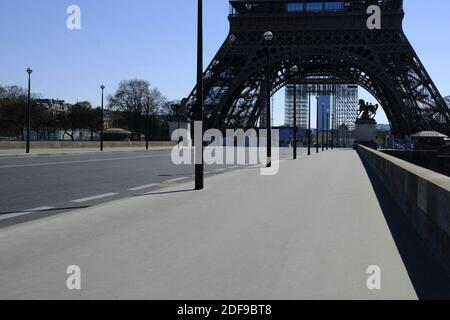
[0,148,294,227]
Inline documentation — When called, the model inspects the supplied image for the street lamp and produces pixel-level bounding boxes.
[326,110,330,150]
[100,84,105,152]
[290,65,299,160]
[322,103,325,152]
[26,67,32,154]
[195,0,204,190]
[331,112,335,149]
[316,96,319,154]
[264,30,273,168]
[308,85,312,156]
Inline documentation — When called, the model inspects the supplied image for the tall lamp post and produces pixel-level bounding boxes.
[316,96,319,154]
[290,65,299,159]
[195,0,204,190]
[331,112,335,149]
[26,68,33,154]
[308,86,312,156]
[321,103,325,152]
[326,110,330,150]
[264,31,273,167]
[100,85,105,152]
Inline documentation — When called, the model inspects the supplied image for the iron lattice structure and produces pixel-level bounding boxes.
[182,0,450,136]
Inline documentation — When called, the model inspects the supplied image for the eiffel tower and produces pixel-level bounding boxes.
[182,0,450,136]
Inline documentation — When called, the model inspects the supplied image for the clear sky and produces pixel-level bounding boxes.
[1,0,449,125]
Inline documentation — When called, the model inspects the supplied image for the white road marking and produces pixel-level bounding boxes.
[0,207,55,221]
[213,168,226,172]
[0,154,168,169]
[229,166,239,169]
[165,177,189,183]
[71,193,119,203]
[128,183,160,191]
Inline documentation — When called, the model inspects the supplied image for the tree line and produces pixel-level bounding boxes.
[0,80,187,141]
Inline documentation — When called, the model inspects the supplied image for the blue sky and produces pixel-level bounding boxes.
[1,0,449,125]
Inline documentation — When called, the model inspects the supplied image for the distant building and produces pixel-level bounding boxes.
[317,95,331,131]
[411,131,448,150]
[284,84,358,132]
[277,126,308,147]
[284,85,309,129]
[333,84,358,131]
[35,99,70,117]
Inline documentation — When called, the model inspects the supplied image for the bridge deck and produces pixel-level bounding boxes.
[1,149,448,299]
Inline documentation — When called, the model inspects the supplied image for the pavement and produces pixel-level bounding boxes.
[2,149,448,299]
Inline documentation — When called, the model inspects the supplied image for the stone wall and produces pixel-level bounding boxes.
[358,145,450,273]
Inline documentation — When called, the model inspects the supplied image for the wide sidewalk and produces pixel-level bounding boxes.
[0,149,417,299]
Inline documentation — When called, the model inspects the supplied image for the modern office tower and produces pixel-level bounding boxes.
[332,84,359,131]
[284,84,358,131]
[317,95,331,131]
[284,84,309,129]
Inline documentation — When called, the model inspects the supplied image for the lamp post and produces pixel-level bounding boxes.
[321,103,325,152]
[264,30,273,167]
[316,96,319,154]
[331,112,335,149]
[308,86,312,156]
[195,0,204,190]
[100,85,105,152]
[326,110,329,150]
[290,65,299,159]
[26,68,32,154]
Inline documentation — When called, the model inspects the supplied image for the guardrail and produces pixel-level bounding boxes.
[357,145,450,273]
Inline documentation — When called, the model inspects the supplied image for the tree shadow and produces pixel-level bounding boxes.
[359,154,450,300]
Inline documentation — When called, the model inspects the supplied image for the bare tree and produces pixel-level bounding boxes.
[108,80,166,133]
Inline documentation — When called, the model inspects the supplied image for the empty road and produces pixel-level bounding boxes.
[0,148,293,227]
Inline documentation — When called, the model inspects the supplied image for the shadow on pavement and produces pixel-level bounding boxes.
[359,154,450,300]
[0,205,90,216]
[0,205,91,229]
[133,189,195,197]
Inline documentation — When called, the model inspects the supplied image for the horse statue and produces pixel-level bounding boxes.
[358,99,378,120]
